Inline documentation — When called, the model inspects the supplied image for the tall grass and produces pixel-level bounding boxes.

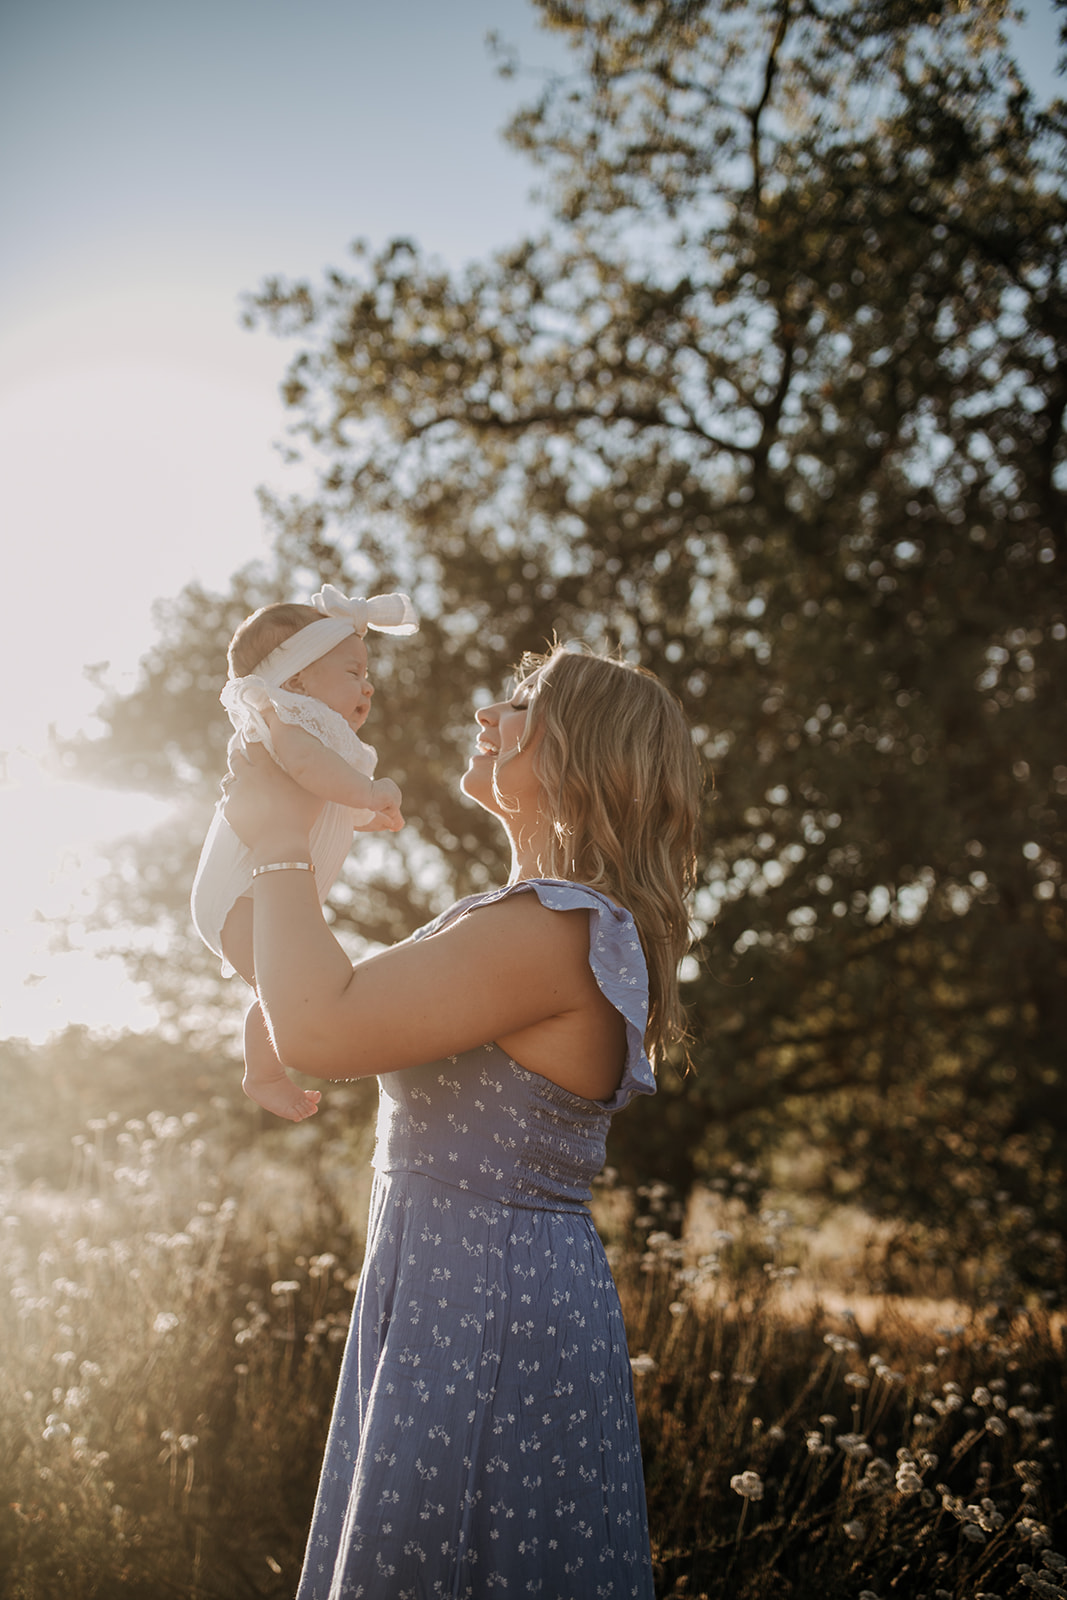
[0,1106,1063,1598]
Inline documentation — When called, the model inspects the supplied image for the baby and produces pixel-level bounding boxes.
[191,583,417,1121]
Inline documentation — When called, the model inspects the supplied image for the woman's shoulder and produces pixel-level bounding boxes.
[409,880,654,1109]
[411,878,632,939]
[434,880,655,1109]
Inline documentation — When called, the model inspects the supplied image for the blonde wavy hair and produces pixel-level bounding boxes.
[513,644,702,1068]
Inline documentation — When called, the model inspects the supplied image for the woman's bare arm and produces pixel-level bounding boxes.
[221,743,599,1083]
[250,875,595,1081]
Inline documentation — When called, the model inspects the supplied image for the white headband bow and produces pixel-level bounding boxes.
[311,583,418,637]
[236,583,417,688]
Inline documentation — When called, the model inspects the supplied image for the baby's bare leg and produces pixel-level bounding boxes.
[221,900,320,1122]
[242,1003,321,1121]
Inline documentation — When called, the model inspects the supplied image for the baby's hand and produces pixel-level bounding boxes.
[360,776,405,832]
[355,803,405,833]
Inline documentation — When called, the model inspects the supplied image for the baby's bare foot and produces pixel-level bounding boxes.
[243,1070,321,1122]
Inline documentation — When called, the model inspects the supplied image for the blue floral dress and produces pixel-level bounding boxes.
[296,879,657,1600]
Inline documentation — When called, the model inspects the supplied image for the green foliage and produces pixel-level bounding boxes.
[65,0,1067,1255]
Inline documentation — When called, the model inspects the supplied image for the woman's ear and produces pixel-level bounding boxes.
[283,672,305,694]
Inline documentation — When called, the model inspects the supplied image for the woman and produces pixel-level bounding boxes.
[223,643,702,1600]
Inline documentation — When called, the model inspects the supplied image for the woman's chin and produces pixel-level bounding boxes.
[461,761,504,815]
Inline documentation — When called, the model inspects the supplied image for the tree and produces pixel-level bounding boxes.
[70,0,1067,1280]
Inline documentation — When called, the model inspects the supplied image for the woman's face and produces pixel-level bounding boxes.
[462,673,543,820]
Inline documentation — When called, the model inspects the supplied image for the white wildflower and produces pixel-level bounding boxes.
[730,1470,764,1501]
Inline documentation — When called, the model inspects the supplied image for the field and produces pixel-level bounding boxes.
[0,1036,1063,1599]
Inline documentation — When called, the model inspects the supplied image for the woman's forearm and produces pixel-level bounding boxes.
[248,839,361,1072]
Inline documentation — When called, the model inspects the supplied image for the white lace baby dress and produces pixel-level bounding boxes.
[190,686,378,971]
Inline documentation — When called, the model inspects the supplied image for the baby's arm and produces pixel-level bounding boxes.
[266,711,402,820]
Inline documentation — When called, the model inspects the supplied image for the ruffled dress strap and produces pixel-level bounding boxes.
[411,879,656,1111]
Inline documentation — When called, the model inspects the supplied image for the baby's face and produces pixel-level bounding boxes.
[288,634,374,732]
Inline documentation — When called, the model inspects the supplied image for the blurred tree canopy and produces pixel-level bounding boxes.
[69,0,1066,1273]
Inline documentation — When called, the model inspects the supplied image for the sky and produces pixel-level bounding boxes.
[0,0,1062,1044]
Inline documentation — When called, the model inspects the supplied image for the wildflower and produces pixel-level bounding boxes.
[153,1312,179,1334]
[271,1280,301,1297]
[629,1354,656,1376]
[845,1373,870,1390]
[961,1523,986,1544]
[1017,1569,1067,1598]
[986,1416,1008,1437]
[837,1433,871,1460]
[863,1459,894,1490]
[668,1302,687,1317]
[42,1415,70,1442]
[843,1519,866,1540]
[976,1500,1005,1532]
[896,1464,924,1496]
[730,1471,764,1501]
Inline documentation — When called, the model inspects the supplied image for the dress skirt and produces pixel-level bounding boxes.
[297,1170,654,1600]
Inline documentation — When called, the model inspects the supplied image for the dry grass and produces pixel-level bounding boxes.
[0,1115,1063,1598]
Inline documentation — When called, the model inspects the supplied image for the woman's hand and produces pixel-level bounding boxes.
[221,740,323,859]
